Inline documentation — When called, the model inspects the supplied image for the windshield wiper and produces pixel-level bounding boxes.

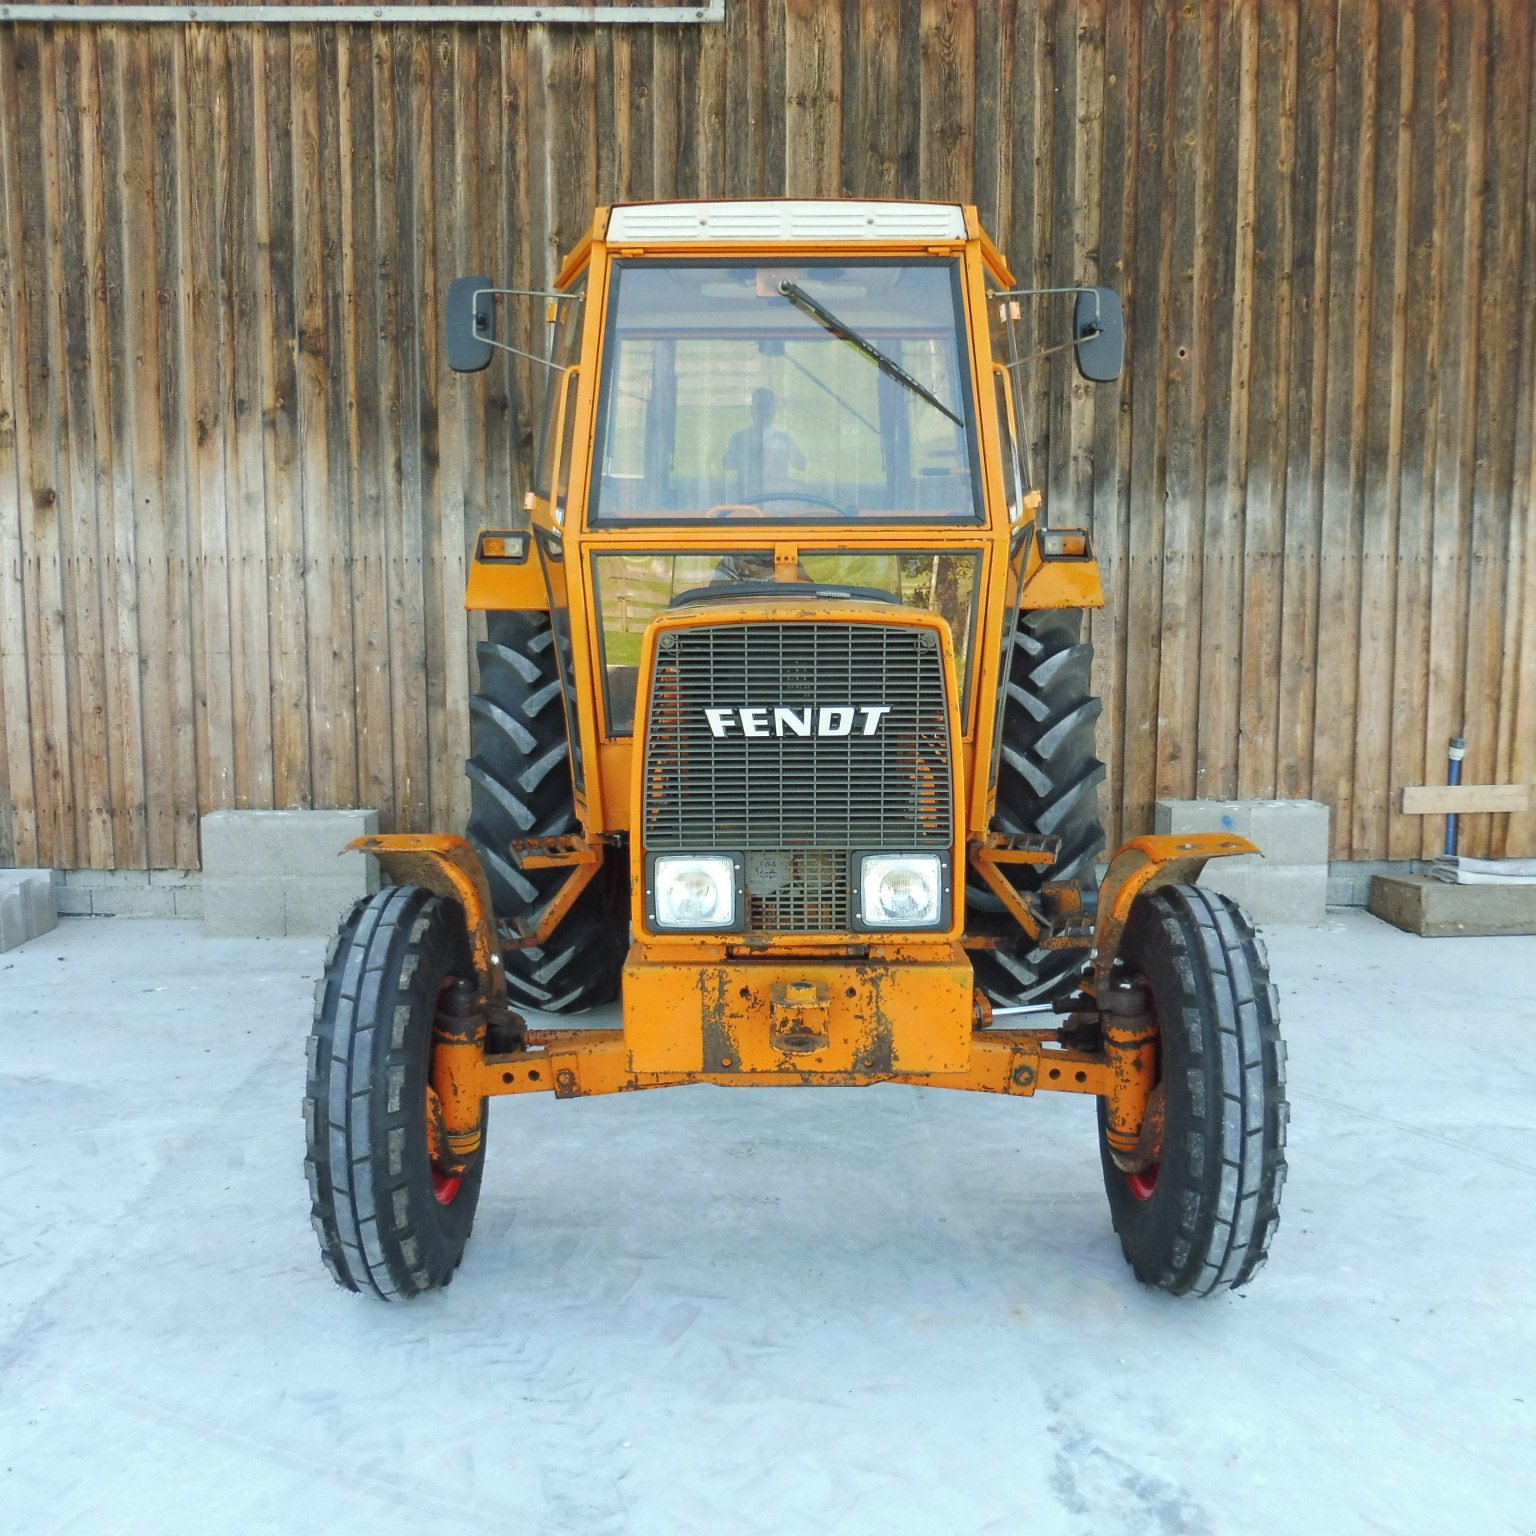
[777,281,964,428]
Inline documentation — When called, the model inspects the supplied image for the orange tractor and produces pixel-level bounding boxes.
[304,200,1286,1301]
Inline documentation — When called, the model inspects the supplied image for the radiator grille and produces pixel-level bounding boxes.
[642,621,954,933]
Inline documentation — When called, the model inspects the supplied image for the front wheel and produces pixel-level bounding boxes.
[1097,884,1288,1296]
[304,886,487,1300]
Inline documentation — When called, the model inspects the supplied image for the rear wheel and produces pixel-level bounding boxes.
[465,611,626,1013]
[1097,884,1288,1296]
[304,886,486,1300]
[969,610,1106,1004]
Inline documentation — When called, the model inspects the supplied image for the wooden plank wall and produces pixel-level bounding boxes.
[0,0,1533,871]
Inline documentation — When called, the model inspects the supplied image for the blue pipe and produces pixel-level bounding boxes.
[1445,737,1466,858]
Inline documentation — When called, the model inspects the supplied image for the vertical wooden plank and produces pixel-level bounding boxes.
[225,25,277,809]
[784,0,842,197]
[1461,0,1528,857]
[722,0,759,196]
[1386,0,1445,860]
[341,26,395,825]
[1152,0,1209,808]
[1309,0,1375,856]
[919,0,975,203]
[255,22,312,813]
[1193,0,1248,802]
[0,24,37,865]
[1498,4,1536,859]
[1093,0,1139,852]
[1421,1,1487,857]
[1351,2,1413,859]
[649,20,680,200]
[970,0,1006,231]
[761,0,788,195]
[696,3,728,198]
[11,26,80,868]
[1275,0,1337,807]
[307,22,362,811]
[184,21,238,823]
[1118,0,1172,839]
[1236,0,1299,801]
[624,21,656,204]
[385,27,429,830]
[100,25,174,867]
[53,28,115,867]
[151,27,200,867]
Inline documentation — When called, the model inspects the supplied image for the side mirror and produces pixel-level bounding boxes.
[446,275,495,373]
[1074,286,1124,383]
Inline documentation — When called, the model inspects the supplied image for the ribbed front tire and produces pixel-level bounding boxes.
[464,611,626,1013]
[305,886,486,1300]
[969,610,1107,1004]
[1098,884,1289,1296]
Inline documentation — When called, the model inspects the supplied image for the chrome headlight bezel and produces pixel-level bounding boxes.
[855,851,949,931]
[646,851,745,932]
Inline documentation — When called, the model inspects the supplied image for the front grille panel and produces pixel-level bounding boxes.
[642,621,953,933]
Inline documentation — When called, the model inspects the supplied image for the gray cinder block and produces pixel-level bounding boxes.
[1155,799,1254,839]
[199,810,378,937]
[1154,799,1331,926]
[283,880,365,937]
[203,876,287,939]
[0,870,59,951]
[87,882,177,918]
[201,810,379,884]
[1214,863,1328,926]
[1248,800,1331,865]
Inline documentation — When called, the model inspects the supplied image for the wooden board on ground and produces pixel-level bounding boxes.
[1368,873,1536,938]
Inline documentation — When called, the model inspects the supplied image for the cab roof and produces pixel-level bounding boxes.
[603,199,969,244]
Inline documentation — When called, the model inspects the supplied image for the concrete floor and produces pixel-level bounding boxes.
[0,910,1532,1535]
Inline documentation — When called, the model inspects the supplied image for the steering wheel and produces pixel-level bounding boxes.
[704,491,851,519]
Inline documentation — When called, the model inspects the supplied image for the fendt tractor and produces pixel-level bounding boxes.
[304,200,1288,1302]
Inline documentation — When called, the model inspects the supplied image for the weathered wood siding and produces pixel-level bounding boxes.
[1,0,1533,869]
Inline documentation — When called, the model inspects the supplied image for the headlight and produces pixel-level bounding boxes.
[858,853,946,928]
[651,854,740,930]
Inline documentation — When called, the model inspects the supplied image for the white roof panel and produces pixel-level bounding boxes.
[605,200,968,244]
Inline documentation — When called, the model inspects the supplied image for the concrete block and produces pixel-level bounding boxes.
[203,876,287,939]
[1155,799,1254,839]
[0,869,59,951]
[1197,860,1327,926]
[172,885,205,920]
[1197,859,1253,907]
[201,810,379,885]
[1369,874,1536,937]
[88,883,176,918]
[1156,798,1330,865]
[0,888,23,951]
[148,869,199,888]
[1248,800,1330,865]
[282,879,364,937]
[54,884,95,916]
[60,868,126,890]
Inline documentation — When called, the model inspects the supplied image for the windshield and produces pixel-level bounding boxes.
[589,260,982,524]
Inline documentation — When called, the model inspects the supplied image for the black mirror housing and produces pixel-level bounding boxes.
[1074,286,1124,383]
[446,275,495,373]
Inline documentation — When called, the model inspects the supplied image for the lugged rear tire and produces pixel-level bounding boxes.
[304,885,486,1300]
[1097,884,1289,1296]
[968,609,1107,1004]
[464,611,626,1013]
